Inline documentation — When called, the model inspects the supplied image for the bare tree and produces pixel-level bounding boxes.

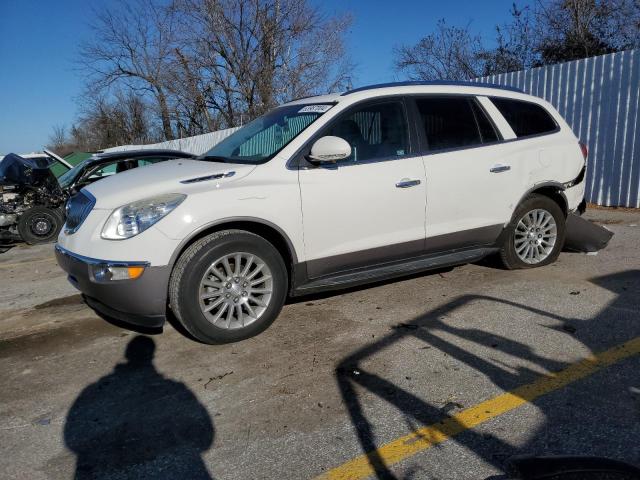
[481,4,541,75]
[47,125,69,154]
[78,0,178,140]
[394,0,640,81]
[536,0,640,63]
[394,19,485,81]
[171,46,218,135]
[76,0,352,143]
[49,92,159,153]
[172,0,353,126]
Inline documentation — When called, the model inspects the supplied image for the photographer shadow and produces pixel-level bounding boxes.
[64,335,214,479]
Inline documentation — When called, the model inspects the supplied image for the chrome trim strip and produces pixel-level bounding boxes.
[180,171,236,184]
[55,244,149,267]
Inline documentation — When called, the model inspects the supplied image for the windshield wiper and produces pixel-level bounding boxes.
[199,155,229,163]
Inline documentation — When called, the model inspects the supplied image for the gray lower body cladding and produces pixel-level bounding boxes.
[293,224,505,296]
[55,246,170,328]
[304,224,503,279]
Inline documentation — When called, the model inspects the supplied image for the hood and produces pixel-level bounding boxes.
[0,153,60,190]
[84,159,257,209]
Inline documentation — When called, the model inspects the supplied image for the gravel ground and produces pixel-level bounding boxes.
[0,208,639,479]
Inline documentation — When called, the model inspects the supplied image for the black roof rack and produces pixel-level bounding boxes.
[340,80,523,96]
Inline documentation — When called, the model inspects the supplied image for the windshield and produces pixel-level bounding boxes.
[49,159,71,178]
[58,159,89,188]
[201,103,334,164]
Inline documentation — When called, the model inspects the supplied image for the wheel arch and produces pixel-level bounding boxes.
[517,182,568,217]
[168,217,299,287]
[496,182,569,248]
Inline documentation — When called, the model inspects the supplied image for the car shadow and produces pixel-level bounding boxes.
[63,335,215,479]
[91,308,164,336]
[334,269,640,478]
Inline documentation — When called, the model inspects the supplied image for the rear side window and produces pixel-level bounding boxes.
[416,97,497,152]
[490,97,557,137]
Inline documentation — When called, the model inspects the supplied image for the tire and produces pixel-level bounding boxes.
[499,194,566,269]
[17,206,64,245]
[169,230,288,344]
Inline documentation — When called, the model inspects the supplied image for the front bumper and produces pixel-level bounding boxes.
[55,245,170,328]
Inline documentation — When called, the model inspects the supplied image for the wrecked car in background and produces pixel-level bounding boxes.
[0,153,67,244]
[1,149,195,245]
[56,149,196,196]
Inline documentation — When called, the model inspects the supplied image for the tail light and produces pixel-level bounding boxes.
[579,141,588,161]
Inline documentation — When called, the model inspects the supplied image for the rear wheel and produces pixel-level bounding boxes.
[17,206,63,245]
[499,194,566,269]
[169,230,288,344]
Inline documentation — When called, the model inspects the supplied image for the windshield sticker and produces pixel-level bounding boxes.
[298,104,333,114]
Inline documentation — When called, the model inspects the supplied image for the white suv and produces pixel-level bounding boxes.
[56,82,587,343]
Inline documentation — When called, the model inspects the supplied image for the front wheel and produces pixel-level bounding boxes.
[169,230,288,344]
[499,194,566,269]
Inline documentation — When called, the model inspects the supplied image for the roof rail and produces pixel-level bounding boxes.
[340,80,524,96]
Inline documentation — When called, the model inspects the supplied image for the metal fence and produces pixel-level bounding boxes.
[104,127,239,156]
[476,49,640,208]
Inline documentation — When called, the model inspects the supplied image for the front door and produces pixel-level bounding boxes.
[298,99,427,278]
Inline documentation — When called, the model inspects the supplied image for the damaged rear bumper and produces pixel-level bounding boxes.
[575,198,587,215]
[564,212,614,253]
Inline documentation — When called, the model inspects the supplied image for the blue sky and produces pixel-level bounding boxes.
[0,0,518,154]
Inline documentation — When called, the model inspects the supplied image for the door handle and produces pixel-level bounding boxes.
[395,179,421,188]
[490,165,511,173]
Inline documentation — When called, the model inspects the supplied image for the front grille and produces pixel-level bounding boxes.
[64,191,95,234]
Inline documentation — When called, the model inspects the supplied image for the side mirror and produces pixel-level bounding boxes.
[307,136,351,164]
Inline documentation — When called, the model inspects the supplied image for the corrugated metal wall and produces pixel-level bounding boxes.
[476,49,640,208]
[104,127,239,156]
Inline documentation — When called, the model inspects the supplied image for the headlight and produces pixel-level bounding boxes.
[101,193,186,240]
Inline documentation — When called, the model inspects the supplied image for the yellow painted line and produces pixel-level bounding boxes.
[316,336,640,480]
[0,257,55,270]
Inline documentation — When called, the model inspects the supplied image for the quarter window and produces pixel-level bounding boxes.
[326,101,409,162]
[490,97,557,137]
[416,97,485,151]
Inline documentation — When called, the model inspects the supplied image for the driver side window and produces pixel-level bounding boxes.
[326,101,409,163]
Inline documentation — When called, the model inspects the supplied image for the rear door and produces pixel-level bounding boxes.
[298,98,427,278]
[413,96,519,246]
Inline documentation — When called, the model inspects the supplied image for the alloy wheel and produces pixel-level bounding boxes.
[198,252,273,329]
[514,208,558,264]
